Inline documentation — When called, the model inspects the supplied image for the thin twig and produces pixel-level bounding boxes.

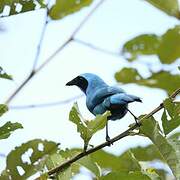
[73,38,120,57]
[9,94,83,110]
[5,0,106,105]
[34,0,107,74]
[5,5,50,104]
[40,88,179,177]
[32,4,50,70]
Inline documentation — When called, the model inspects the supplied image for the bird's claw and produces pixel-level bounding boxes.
[135,118,141,127]
[106,136,113,146]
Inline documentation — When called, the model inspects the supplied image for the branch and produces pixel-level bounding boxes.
[73,38,120,58]
[5,0,106,105]
[42,88,179,177]
[9,94,83,110]
[5,6,50,104]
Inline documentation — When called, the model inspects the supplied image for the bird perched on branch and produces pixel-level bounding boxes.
[66,73,142,144]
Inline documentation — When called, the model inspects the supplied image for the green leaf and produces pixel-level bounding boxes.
[162,98,180,135]
[168,133,180,178]
[140,116,180,179]
[69,103,110,150]
[115,67,180,94]
[0,0,46,16]
[45,153,72,180]
[39,173,48,180]
[0,67,12,80]
[0,104,8,117]
[122,34,161,61]
[131,145,163,162]
[100,171,150,180]
[77,155,100,177]
[49,0,93,20]
[142,168,161,180]
[59,148,100,177]
[1,139,59,179]
[0,121,23,140]
[91,150,141,172]
[122,26,180,64]
[158,25,180,64]
[146,0,180,19]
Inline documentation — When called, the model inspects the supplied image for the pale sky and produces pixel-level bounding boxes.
[0,0,179,179]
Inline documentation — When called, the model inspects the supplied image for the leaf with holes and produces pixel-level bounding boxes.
[0,121,23,140]
[162,98,180,135]
[146,0,180,19]
[140,116,180,179]
[122,26,180,64]
[0,139,59,179]
[0,0,46,16]
[115,68,180,94]
[0,67,12,80]
[122,34,161,61]
[69,103,110,150]
[49,0,93,20]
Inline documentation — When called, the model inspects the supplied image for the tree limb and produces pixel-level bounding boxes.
[41,88,179,177]
[5,0,106,105]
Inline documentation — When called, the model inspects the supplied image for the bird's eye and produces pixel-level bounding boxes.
[78,76,84,81]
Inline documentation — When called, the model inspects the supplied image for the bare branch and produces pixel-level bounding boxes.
[37,88,179,178]
[9,94,83,110]
[73,38,120,57]
[5,0,107,105]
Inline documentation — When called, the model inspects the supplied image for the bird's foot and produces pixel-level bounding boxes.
[135,118,141,127]
[106,136,113,146]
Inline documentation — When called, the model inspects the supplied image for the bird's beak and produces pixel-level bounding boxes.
[66,78,77,86]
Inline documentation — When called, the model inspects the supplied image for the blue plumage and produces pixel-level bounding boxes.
[80,73,141,120]
[66,73,142,142]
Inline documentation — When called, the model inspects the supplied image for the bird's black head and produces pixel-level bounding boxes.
[66,76,88,93]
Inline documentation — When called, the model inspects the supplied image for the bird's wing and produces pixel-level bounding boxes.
[92,93,141,115]
[103,93,142,109]
[87,86,125,112]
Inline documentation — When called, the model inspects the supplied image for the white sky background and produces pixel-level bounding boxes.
[0,0,180,179]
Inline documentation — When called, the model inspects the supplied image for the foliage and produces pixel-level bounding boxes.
[162,98,180,135]
[0,0,180,179]
[145,0,180,19]
[0,104,22,141]
[0,67,12,80]
[100,171,150,180]
[122,25,180,64]
[0,139,59,179]
[115,68,180,94]
[0,0,46,16]
[69,102,110,150]
[49,0,93,20]
[140,116,180,179]
[0,0,93,20]
[0,121,23,140]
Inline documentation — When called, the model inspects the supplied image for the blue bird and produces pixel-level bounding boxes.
[66,73,142,143]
